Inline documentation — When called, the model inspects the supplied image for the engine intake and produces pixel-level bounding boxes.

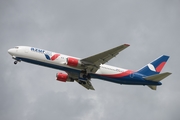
[67,57,79,67]
[56,72,68,82]
[56,72,74,82]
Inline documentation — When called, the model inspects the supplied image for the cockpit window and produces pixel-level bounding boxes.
[14,46,19,49]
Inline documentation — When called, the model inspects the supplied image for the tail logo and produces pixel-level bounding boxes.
[31,47,60,61]
[148,64,156,72]
[137,55,169,76]
[44,51,60,61]
[148,62,166,73]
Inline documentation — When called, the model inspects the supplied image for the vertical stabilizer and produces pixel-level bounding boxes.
[137,55,170,76]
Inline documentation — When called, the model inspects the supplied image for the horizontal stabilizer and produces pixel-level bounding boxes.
[148,85,157,90]
[144,72,172,82]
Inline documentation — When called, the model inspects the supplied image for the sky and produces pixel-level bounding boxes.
[0,0,180,120]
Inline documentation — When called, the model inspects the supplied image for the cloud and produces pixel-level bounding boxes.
[1,0,180,120]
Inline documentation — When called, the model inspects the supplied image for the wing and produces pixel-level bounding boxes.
[66,71,95,90]
[75,79,95,90]
[81,44,130,73]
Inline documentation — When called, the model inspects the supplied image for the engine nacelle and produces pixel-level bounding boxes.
[67,57,80,67]
[56,72,68,82]
[56,72,74,82]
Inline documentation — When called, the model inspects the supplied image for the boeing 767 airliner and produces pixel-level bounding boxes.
[8,44,171,90]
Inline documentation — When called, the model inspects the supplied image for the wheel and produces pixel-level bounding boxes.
[87,74,91,79]
[83,74,87,79]
[83,74,91,80]
[14,61,17,64]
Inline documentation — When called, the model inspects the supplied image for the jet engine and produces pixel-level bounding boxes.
[56,72,74,82]
[67,57,80,67]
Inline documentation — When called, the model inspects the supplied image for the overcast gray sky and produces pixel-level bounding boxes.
[0,0,180,120]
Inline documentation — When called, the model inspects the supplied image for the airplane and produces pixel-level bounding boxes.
[8,44,171,90]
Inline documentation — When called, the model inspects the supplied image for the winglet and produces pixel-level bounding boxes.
[124,44,130,46]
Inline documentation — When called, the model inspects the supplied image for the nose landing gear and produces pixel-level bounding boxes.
[14,61,18,64]
[12,56,21,65]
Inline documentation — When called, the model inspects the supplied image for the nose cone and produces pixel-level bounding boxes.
[8,48,14,55]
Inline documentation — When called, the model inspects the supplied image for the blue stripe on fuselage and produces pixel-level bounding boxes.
[16,57,80,74]
[16,57,161,86]
[90,73,161,85]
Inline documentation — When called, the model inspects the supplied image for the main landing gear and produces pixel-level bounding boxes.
[81,70,91,80]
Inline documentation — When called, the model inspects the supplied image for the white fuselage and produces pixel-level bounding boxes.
[8,46,128,76]
[8,45,166,90]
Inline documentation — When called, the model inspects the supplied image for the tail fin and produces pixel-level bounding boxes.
[137,55,170,76]
[144,72,172,90]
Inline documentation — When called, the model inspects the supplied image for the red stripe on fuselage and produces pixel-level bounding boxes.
[100,70,134,78]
